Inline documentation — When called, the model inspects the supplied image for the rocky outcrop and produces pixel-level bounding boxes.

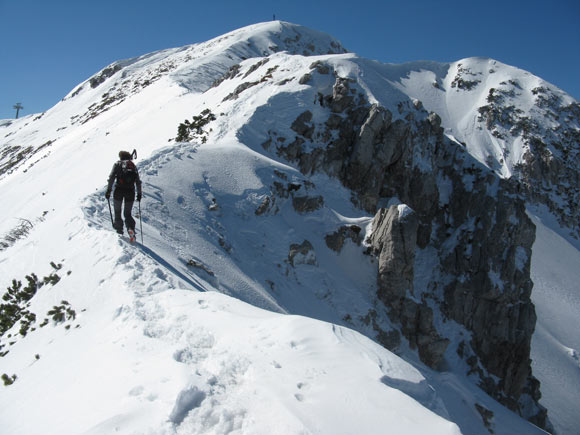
[325,225,362,252]
[260,66,548,428]
[288,240,316,266]
[90,64,123,88]
[368,205,450,368]
[292,195,323,213]
[368,206,418,301]
[291,111,314,139]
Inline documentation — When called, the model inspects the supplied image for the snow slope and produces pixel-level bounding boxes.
[528,209,580,435]
[1,20,577,434]
[0,256,461,434]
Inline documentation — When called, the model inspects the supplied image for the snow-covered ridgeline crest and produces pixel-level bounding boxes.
[0,21,347,182]
[1,20,578,434]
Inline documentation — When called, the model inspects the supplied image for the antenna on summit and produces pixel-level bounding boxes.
[273,13,276,21]
[13,103,23,119]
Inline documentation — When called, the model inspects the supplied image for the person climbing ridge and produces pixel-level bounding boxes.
[105,150,142,242]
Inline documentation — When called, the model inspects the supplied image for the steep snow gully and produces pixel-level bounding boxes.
[0,21,579,435]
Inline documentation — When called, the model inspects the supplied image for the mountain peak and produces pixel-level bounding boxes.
[67,20,348,103]
[211,20,348,57]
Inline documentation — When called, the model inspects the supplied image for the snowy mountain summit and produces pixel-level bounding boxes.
[1,21,579,435]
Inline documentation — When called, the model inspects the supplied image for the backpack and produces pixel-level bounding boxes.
[117,160,137,187]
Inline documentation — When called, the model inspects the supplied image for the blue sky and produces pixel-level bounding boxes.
[1,0,578,119]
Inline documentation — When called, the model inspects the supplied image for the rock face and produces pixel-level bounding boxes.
[368,206,418,302]
[261,63,548,427]
[367,205,450,368]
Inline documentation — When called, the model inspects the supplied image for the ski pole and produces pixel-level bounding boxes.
[107,197,114,227]
[139,200,143,245]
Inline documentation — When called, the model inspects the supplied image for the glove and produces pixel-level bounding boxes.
[105,190,111,199]
[137,193,142,202]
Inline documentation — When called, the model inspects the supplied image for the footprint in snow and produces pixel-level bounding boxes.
[169,386,206,425]
[294,393,305,402]
[128,385,144,396]
[153,267,168,281]
[116,253,132,265]
[173,348,196,364]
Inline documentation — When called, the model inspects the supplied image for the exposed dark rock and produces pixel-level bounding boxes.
[450,64,481,91]
[325,225,363,252]
[292,195,323,213]
[330,77,356,113]
[210,64,241,88]
[243,58,269,78]
[90,64,122,88]
[309,60,330,74]
[271,181,298,199]
[186,259,215,276]
[475,403,495,433]
[278,137,305,162]
[361,309,401,351]
[299,73,312,85]
[255,196,272,215]
[261,137,272,150]
[223,81,260,101]
[291,111,314,139]
[288,240,316,266]
[0,140,54,179]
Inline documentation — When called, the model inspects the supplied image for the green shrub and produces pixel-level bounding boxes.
[1,373,16,386]
[0,262,67,340]
[176,109,216,142]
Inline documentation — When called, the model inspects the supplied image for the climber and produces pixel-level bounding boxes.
[105,150,142,240]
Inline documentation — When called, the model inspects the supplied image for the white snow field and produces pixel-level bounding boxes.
[0,20,577,434]
[528,209,580,435]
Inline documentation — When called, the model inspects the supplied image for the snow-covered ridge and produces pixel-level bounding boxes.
[67,21,347,99]
[0,21,347,184]
[1,21,578,434]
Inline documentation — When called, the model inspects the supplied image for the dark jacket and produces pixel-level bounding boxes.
[107,159,142,201]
